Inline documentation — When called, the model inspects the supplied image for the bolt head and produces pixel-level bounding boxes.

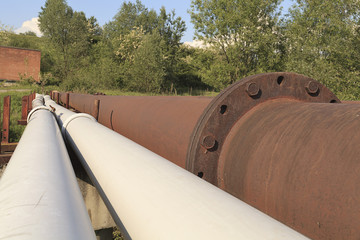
[201,135,216,150]
[306,81,319,94]
[246,82,259,96]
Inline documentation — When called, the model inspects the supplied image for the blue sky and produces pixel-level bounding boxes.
[0,0,294,42]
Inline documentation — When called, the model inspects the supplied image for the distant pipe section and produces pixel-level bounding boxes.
[57,92,212,168]
[0,95,96,240]
[31,93,44,109]
[44,96,308,240]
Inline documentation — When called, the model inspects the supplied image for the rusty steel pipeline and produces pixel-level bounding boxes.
[55,93,212,168]
[54,72,360,240]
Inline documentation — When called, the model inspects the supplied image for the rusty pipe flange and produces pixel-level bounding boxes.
[186,72,340,184]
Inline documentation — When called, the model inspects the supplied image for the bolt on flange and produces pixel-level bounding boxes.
[246,82,260,97]
[201,135,216,150]
[305,81,319,95]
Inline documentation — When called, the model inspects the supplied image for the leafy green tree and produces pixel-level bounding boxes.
[104,0,158,38]
[157,7,186,48]
[22,31,37,36]
[103,0,187,92]
[175,45,211,89]
[7,32,40,49]
[38,0,99,83]
[123,32,166,92]
[189,0,283,90]
[285,0,360,99]
[0,21,12,45]
[156,7,187,88]
[112,26,145,63]
[187,46,228,90]
[36,0,190,93]
[87,16,102,44]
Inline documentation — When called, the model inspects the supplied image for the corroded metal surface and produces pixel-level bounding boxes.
[17,95,28,125]
[2,96,10,143]
[217,100,360,240]
[61,93,212,167]
[186,72,340,184]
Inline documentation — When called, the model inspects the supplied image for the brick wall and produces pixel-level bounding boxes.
[0,46,41,82]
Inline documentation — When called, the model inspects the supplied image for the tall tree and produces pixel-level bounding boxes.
[38,0,99,82]
[157,7,186,48]
[189,0,283,90]
[104,0,158,39]
[285,0,360,99]
[124,32,166,92]
[103,0,187,92]
[155,7,187,87]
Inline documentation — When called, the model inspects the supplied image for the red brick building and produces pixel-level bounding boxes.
[0,46,41,82]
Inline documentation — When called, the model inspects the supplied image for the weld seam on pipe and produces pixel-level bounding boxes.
[61,113,96,137]
[32,95,45,109]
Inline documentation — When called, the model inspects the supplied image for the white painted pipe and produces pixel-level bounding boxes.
[44,96,309,240]
[0,96,96,240]
[32,93,44,108]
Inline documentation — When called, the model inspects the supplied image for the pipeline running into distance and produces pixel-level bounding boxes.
[0,94,96,240]
[44,95,308,240]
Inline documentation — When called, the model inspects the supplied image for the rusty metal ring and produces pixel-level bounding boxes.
[186,72,340,185]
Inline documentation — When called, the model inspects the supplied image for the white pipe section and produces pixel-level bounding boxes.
[32,93,44,109]
[0,96,96,240]
[44,95,310,240]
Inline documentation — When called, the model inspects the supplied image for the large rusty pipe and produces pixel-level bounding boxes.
[57,93,212,168]
[55,72,360,240]
[216,99,360,240]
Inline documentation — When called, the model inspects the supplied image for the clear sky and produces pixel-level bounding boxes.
[0,0,294,43]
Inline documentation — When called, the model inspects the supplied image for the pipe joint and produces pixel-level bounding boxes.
[61,113,96,137]
[27,106,51,123]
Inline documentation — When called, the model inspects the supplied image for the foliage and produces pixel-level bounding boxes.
[158,7,186,48]
[6,32,40,49]
[123,32,166,92]
[101,0,190,92]
[0,21,13,45]
[38,0,101,83]
[283,0,360,99]
[18,74,37,85]
[104,0,158,38]
[1,0,359,99]
[189,0,284,90]
[112,26,145,62]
